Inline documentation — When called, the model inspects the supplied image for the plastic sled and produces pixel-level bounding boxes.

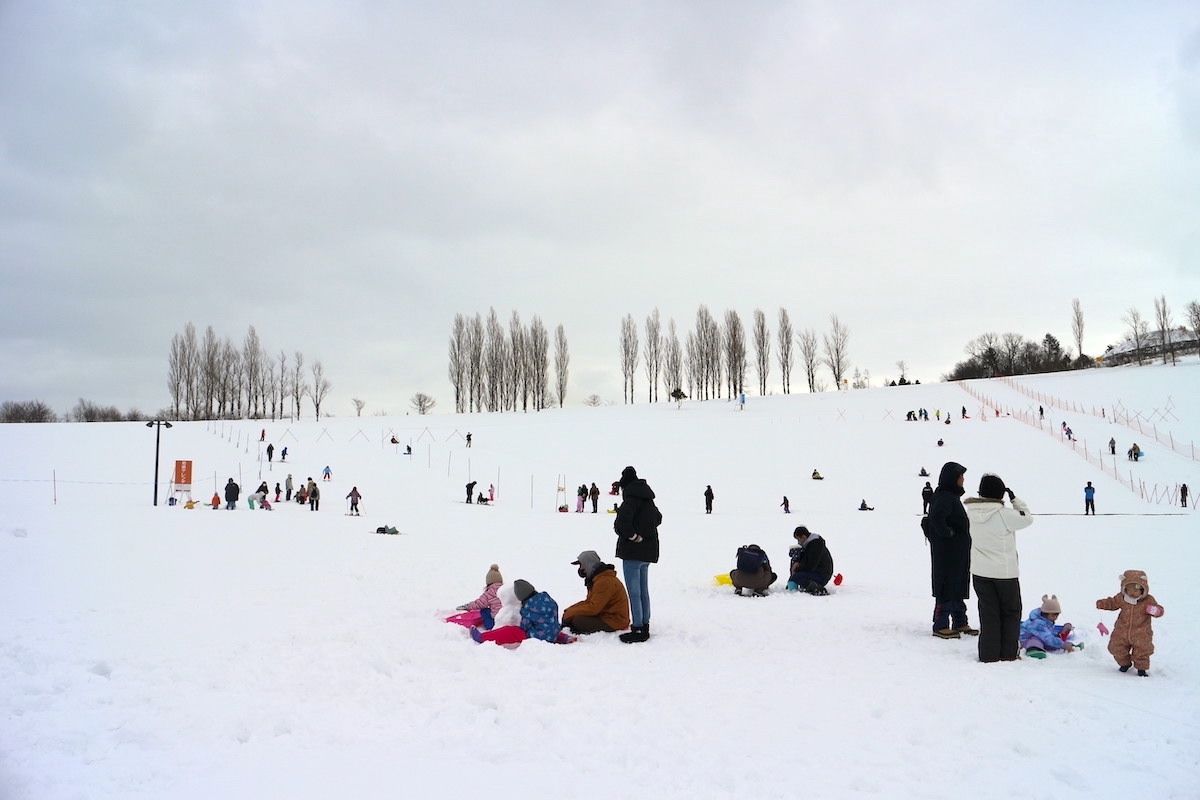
[713,573,732,586]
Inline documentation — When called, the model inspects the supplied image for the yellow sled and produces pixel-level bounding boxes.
[713,573,732,586]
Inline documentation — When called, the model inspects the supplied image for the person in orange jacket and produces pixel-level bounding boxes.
[562,550,631,635]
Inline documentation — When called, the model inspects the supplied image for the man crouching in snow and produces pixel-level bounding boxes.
[562,550,631,635]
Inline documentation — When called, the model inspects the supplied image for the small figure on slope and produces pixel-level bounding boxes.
[346,486,362,515]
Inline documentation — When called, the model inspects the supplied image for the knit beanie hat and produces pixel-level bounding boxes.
[485,564,503,586]
[1039,594,1062,615]
[513,579,536,602]
[978,473,1006,500]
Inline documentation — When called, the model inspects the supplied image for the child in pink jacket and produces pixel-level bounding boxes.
[445,564,504,628]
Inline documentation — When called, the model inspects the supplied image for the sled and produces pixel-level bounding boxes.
[713,573,732,586]
[371,526,401,535]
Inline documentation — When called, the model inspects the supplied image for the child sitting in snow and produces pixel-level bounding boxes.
[1096,570,1164,677]
[471,579,569,645]
[1020,594,1079,658]
[445,564,504,628]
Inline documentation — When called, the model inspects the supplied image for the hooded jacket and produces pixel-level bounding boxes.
[520,591,562,642]
[926,462,971,600]
[562,564,631,630]
[224,480,240,502]
[1096,570,1163,654]
[1019,608,1069,651]
[614,478,662,563]
[965,494,1032,579]
[788,534,834,584]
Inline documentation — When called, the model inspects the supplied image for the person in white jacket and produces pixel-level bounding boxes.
[965,473,1032,662]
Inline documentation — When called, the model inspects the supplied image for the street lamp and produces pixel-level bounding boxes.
[146,419,174,506]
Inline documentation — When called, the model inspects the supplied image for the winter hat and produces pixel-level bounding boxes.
[571,550,602,576]
[1120,569,1148,593]
[978,473,1007,500]
[1039,595,1062,615]
[513,579,537,602]
[485,564,503,586]
[618,466,638,487]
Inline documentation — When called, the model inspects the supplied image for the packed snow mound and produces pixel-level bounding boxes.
[1,363,1196,799]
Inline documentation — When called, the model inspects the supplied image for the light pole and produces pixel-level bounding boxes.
[146,419,173,506]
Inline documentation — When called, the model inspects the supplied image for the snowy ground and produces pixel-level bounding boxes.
[2,362,1198,799]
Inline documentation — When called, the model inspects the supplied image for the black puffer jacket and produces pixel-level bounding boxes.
[789,535,834,584]
[926,462,970,600]
[224,480,239,502]
[614,479,661,563]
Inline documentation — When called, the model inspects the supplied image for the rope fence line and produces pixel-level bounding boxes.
[997,377,1197,463]
[957,383,1195,511]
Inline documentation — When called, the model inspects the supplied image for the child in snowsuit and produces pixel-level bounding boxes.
[1020,595,1078,658]
[446,564,504,628]
[1096,570,1164,676]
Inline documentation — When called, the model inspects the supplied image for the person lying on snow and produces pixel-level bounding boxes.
[471,580,574,645]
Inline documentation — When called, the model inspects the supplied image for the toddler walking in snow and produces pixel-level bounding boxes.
[1096,570,1164,676]
[1020,595,1079,658]
[445,564,504,628]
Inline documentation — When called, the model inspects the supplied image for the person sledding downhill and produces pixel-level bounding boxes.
[1096,570,1164,677]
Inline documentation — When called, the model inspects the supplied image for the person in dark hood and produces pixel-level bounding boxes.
[224,478,239,510]
[923,462,976,639]
[562,550,631,634]
[613,466,661,644]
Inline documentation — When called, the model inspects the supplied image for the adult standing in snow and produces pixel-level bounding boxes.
[346,486,362,515]
[466,481,476,504]
[1084,481,1096,515]
[576,484,587,513]
[267,443,274,463]
[1181,483,1190,508]
[780,496,790,513]
[704,485,714,514]
[965,474,1032,662]
[1109,437,1116,456]
[563,550,631,634]
[588,482,599,513]
[613,466,661,644]
[308,481,320,511]
[921,481,934,514]
[285,474,294,502]
[924,462,974,639]
[281,446,288,462]
[224,478,240,510]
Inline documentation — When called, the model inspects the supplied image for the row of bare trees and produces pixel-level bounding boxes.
[618,307,852,402]
[166,323,331,421]
[447,310,566,413]
[1118,296,1200,366]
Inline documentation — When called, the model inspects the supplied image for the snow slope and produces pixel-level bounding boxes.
[1,365,1197,799]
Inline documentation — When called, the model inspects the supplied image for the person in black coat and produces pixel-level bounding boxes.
[223,478,240,510]
[921,481,934,514]
[613,465,661,644]
[787,526,834,593]
[704,485,714,514]
[924,461,975,638]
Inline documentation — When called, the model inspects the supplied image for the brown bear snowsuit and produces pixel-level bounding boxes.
[1095,569,1164,671]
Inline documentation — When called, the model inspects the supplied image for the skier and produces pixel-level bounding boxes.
[267,443,274,463]
[1084,481,1096,515]
[465,481,477,504]
[224,478,240,510]
[704,485,714,514]
[281,446,288,462]
[589,482,600,513]
[259,428,265,442]
[1038,405,1044,420]
[322,465,332,481]
[346,486,362,515]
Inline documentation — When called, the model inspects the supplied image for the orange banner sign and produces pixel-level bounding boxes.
[173,460,193,488]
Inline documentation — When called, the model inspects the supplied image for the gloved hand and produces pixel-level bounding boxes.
[1146,604,1162,617]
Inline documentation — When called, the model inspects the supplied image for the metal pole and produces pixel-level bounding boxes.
[153,422,162,506]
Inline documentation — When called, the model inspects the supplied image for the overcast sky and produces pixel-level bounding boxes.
[2,1,1199,417]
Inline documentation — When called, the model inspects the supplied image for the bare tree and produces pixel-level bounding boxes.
[410,392,436,415]
[554,323,569,408]
[1123,307,1148,365]
[527,316,549,411]
[1153,295,1175,365]
[352,398,366,416]
[752,308,770,395]
[201,325,220,418]
[822,315,851,390]
[693,305,722,400]
[467,313,485,412]
[0,400,57,423]
[220,337,240,418]
[798,328,820,392]
[277,350,289,420]
[723,309,747,397]
[776,308,794,394]
[895,360,908,384]
[167,332,184,418]
[484,308,507,412]
[310,360,331,420]
[508,311,527,411]
[583,394,603,407]
[180,322,199,419]
[684,331,699,398]
[619,314,640,404]
[448,313,467,413]
[1187,300,1200,355]
[266,358,278,419]
[643,308,662,402]
[1070,298,1085,360]
[241,326,262,418]
[663,319,682,396]
[1000,332,1024,375]
[291,351,306,419]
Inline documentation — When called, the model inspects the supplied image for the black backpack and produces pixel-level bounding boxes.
[736,544,768,573]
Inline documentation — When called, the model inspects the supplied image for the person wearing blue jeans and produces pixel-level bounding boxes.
[613,466,662,644]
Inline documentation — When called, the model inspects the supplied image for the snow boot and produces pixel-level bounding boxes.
[469,627,484,644]
[1025,648,1047,660]
[619,625,649,644]
[932,628,962,639]
[734,588,744,596]
[953,624,980,636]
[1118,664,1131,673]
[1137,669,1149,677]
[805,581,829,596]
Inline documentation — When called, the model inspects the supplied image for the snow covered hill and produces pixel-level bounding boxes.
[1,362,1197,799]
